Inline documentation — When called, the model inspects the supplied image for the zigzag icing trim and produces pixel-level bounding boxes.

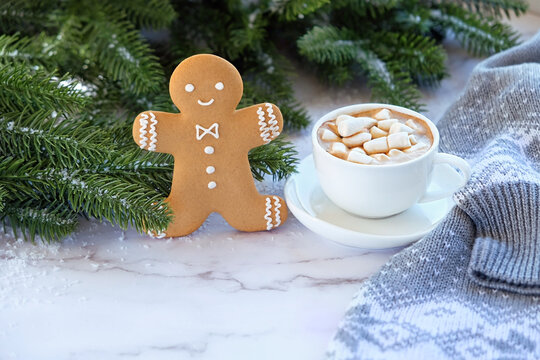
[139,113,149,149]
[148,112,158,151]
[257,106,271,143]
[264,197,273,230]
[265,103,280,138]
[272,196,281,227]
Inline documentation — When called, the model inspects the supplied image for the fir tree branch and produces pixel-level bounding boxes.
[2,201,78,242]
[0,34,50,66]
[0,63,89,114]
[431,3,520,56]
[0,157,46,202]
[331,0,400,16]
[34,168,172,234]
[228,10,268,58]
[85,149,174,195]
[83,17,166,96]
[108,0,177,29]
[298,26,423,110]
[367,32,448,86]
[0,156,171,237]
[270,0,331,21]
[248,136,298,181]
[0,0,56,33]
[0,185,6,212]
[298,26,363,65]
[438,0,528,18]
[168,1,236,57]
[0,110,109,169]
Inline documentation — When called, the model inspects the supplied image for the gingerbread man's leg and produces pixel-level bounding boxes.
[162,192,210,237]
[220,187,288,232]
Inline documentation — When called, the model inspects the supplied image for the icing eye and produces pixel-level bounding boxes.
[185,83,194,92]
[215,82,224,90]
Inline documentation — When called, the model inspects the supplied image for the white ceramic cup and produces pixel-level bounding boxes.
[312,103,471,218]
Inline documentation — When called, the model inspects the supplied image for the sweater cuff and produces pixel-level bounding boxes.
[469,236,540,295]
[456,181,540,295]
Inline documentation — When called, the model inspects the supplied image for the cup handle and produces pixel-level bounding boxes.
[418,153,471,203]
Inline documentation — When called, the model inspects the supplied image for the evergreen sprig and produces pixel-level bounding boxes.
[368,32,448,86]
[431,3,521,56]
[439,0,528,18]
[332,0,400,16]
[36,168,171,234]
[108,0,177,29]
[86,18,166,96]
[0,110,108,169]
[298,26,423,110]
[271,0,331,21]
[249,137,299,181]
[0,64,89,114]
[2,201,78,242]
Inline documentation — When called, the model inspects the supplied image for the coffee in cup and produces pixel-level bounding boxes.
[317,107,433,165]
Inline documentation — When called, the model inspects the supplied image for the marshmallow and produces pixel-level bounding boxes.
[320,128,340,142]
[370,153,391,163]
[389,123,414,134]
[327,122,339,135]
[363,137,389,154]
[335,114,349,126]
[388,149,410,162]
[351,146,366,154]
[404,143,430,154]
[373,108,391,120]
[388,149,404,157]
[342,132,372,147]
[387,132,412,150]
[377,119,398,131]
[347,149,373,164]
[406,119,426,134]
[329,142,348,159]
[370,126,388,139]
[337,116,377,137]
[408,134,418,145]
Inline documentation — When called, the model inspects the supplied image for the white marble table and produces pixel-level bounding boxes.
[1,15,538,360]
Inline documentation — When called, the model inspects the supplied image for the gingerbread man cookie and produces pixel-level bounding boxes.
[133,54,288,237]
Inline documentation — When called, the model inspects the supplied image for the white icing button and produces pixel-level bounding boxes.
[208,181,216,189]
[206,166,215,174]
[204,146,214,154]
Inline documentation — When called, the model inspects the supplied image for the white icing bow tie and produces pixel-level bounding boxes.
[195,123,219,140]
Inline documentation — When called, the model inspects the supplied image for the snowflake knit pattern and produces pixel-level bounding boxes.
[327,32,540,360]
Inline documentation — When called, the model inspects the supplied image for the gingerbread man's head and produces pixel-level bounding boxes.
[169,54,243,115]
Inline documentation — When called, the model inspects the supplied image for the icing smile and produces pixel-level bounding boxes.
[198,98,214,106]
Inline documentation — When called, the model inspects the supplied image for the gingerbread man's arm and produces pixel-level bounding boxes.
[234,103,283,148]
[132,111,180,154]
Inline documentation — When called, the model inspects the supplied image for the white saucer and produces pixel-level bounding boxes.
[284,155,458,249]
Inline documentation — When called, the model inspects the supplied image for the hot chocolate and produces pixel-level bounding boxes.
[317,108,433,165]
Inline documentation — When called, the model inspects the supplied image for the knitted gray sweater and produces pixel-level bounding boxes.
[327,32,540,359]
